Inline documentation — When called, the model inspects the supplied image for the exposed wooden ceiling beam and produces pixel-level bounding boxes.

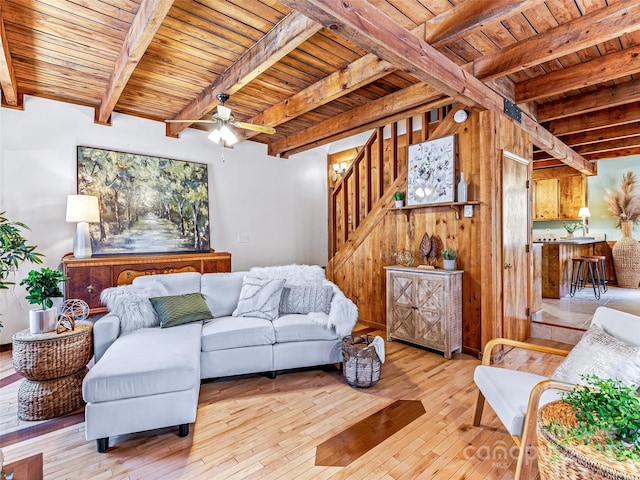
[0,16,19,107]
[561,136,640,156]
[548,103,640,137]
[281,97,453,158]
[97,0,174,125]
[537,79,640,122]
[248,0,632,141]
[515,44,640,104]
[537,122,640,150]
[237,50,395,141]
[472,0,640,81]
[167,12,321,137]
[238,23,427,142]
[536,139,640,162]
[267,82,443,156]
[243,0,544,142]
[582,146,640,161]
[277,0,593,174]
[427,0,546,48]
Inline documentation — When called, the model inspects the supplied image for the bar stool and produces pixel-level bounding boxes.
[580,257,601,299]
[569,257,600,299]
[582,255,608,293]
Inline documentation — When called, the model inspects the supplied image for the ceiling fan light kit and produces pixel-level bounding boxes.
[166,92,275,150]
[208,125,238,146]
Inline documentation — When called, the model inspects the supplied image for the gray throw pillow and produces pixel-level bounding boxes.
[279,285,333,315]
[149,293,214,328]
[232,276,285,321]
[551,323,640,388]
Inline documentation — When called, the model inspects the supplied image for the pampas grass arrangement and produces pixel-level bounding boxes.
[604,171,640,228]
[605,171,640,288]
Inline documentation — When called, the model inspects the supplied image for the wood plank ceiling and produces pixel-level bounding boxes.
[1,0,639,171]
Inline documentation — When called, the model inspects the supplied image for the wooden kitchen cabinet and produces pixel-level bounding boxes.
[62,250,231,315]
[533,178,559,220]
[385,266,462,359]
[558,174,586,219]
[532,167,587,221]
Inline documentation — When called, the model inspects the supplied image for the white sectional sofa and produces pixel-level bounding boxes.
[82,267,358,453]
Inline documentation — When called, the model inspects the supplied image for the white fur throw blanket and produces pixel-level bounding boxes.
[249,264,326,285]
[100,280,169,335]
[249,263,357,337]
[308,282,358,337]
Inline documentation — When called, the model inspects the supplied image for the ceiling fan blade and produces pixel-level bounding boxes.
[233,121,276,135]
[165,119,217,123]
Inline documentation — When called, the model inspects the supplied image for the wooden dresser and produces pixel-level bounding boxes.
[62,250,231,315]
[385,266,462,359]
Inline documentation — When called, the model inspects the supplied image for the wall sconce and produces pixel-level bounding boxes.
[578,206,591,235]
[332,162,348,182]
[66,194,100,259]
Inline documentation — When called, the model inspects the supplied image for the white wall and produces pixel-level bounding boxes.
[0,96,328,342]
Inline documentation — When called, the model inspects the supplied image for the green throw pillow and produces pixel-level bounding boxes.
[149,293,213,328]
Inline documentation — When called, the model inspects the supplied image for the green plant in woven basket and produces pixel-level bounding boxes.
[546,375,640,461]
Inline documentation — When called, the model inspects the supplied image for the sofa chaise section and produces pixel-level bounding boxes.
[83,321,202,452]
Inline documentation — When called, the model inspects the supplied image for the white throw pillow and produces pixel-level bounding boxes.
[551,323,640,388]
[232,276,285,321]
[100,280,169,335]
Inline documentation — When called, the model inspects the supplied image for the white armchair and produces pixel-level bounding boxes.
[471,306,640,479]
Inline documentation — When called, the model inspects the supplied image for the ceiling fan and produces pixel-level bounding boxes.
[166,93,276,146]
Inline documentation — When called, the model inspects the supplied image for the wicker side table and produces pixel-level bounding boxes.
[12,320,93,420]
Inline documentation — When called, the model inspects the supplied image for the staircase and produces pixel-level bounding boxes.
[326,105,458,279]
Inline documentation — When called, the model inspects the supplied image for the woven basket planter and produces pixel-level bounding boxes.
[18,368,89,421]
[612,221,640,289]
[537,401,640,480]
[12,321,93,381]
[342,334,381,388]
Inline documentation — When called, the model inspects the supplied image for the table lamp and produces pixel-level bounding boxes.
[66,195,100,258]
[578,206,591,235]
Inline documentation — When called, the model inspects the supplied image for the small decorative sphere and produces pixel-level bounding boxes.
[59,299,90,322]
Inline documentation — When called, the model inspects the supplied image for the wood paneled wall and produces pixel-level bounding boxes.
[327,110,533,356]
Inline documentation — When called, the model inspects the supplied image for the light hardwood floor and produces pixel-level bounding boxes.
[1,328,568,480]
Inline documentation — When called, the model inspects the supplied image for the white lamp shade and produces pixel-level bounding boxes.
[578,207,591,218]
[66,195,100,223]
[220,125,238,146]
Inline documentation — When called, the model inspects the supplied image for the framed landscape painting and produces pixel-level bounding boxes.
[76,146,210,255]
[406,134,456,206]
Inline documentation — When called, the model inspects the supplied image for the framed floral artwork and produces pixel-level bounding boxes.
[406,134,456,205]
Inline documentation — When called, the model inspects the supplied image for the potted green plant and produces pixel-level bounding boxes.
[562,222,580,237]
[0,212,44,289]
[538,376,640,477]
[0,212,44,331]
[394,191,405,208]
[20,268,67,333]
[441,247,457,270]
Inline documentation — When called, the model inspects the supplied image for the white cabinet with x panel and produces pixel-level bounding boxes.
[385,266,463,359]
